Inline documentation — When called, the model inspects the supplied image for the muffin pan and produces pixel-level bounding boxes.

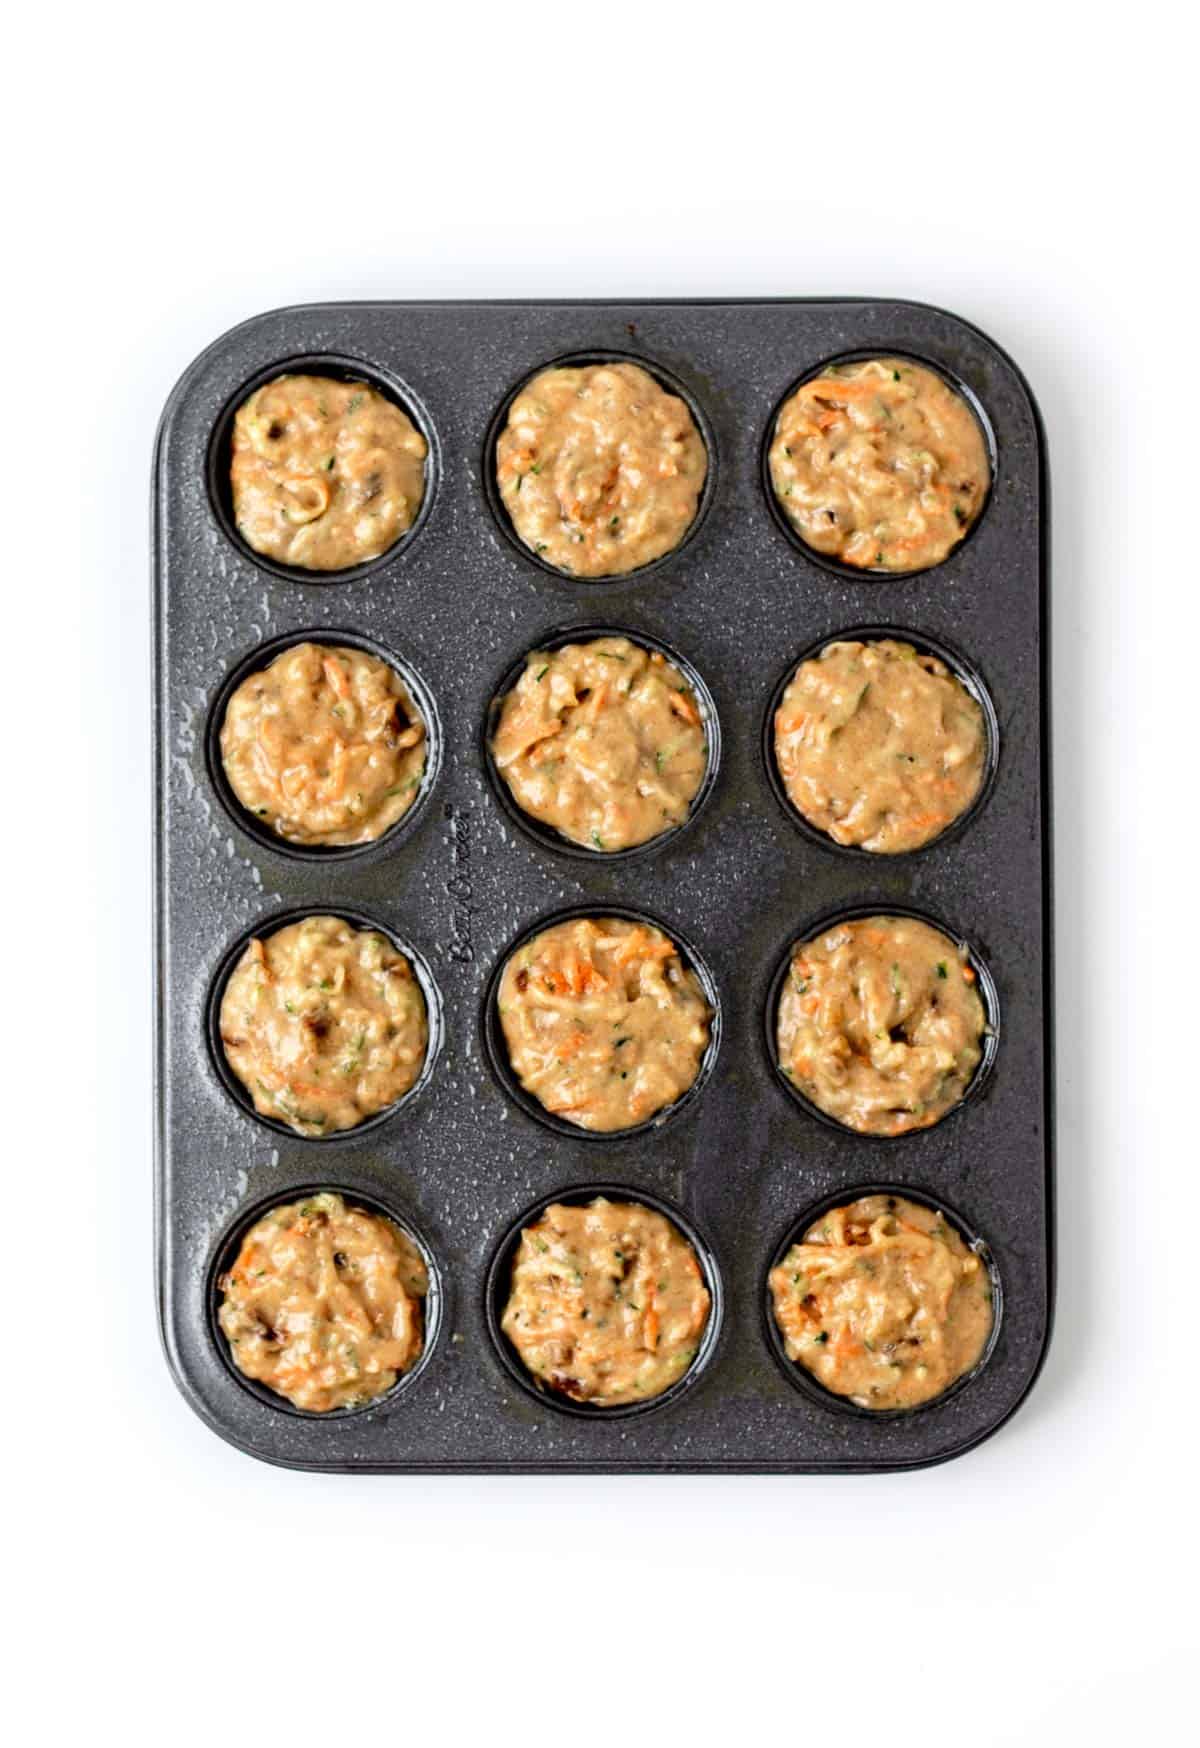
[153,298,1053,1472]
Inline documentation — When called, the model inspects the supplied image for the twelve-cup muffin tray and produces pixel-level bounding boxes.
[153,298,1053,1472]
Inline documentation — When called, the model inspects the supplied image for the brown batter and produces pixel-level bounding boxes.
[490,636,707,851]
[231,374,427,570]
[768,357,989,571]
[501,1197,711,1405]
[495,361,707,576]
[497,916,711,1132]
[220,915,429,1135]
[774,638,986,851]
[218,1192,428,1411]
[776,915,986,1135]
[220,641,426,847]
[769,1194,994,1409]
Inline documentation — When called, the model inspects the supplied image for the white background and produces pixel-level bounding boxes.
[7,3,1194,1741]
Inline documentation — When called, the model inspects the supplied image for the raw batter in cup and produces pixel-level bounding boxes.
[776,914,986,1135]
[502,1197,710,1405]
[497,916,711,1131]
[773,638,986,851]
[768,357,988,571]
[218,1192,428,1411]
[231,374,426,569]
[490,635,706,850]
[496,361,707,576]
[769,1193,994,1409]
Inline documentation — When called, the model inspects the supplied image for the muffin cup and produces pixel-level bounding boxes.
[483,621,721,861]
[206,350,438,585]
[483,902,723,1143]
[485,1180,725,1420]
[764,901,1001,1140]
[207,1177,444,1419]
[205,904,444,1144]
[482,348,717,584]
[762,622,1000,858]
[760,347,997,582]
[205,626,442,864]
[763,1180,1003,1419]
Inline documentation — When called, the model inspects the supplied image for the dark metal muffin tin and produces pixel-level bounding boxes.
[153,298,1053,1473]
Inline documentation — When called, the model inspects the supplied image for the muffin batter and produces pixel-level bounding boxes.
[776,915,986,1135]
[774,638,986,851]
[490,635,707,851]
[495,361,707,576]
[231,373,427,570]
[769,1193,994,1410]
[220,641,426,847]
[768,357,989,571]
[497,916,711,1132]
[218,1192,428,1412]
[219,915,429,1135]
[501,1197,711,1405]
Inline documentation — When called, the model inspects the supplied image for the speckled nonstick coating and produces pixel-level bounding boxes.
[153,299,1053,1473]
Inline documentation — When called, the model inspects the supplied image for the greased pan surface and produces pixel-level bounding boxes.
[153,299,1052,1472]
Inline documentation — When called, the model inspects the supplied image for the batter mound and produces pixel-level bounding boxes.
[769,1193,994,1410]
[220,641,426,847]
[495,361,707,576]
[501,1197,711,1406]
[218,1192,428,1412]
[231,374,427,570]
[490,635,707,851]
[776,915,986,1135]
[774,638,986,851]
[768,357,989,572]
[497,916,711,1132]
[219,915,429,1135]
